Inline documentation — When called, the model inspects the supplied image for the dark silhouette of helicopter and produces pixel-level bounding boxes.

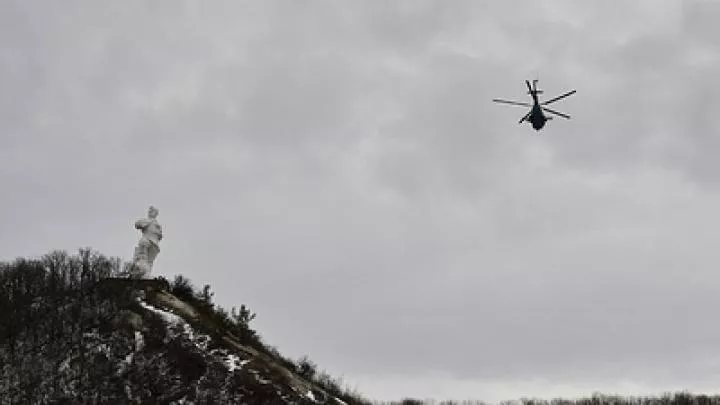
[493,80,576,131]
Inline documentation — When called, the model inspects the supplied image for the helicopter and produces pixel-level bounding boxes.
[492,80,576,131]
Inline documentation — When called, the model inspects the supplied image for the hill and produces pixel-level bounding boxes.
[2,250,720,405]
[0,249,370,404]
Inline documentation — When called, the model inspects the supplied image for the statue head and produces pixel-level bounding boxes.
[148,206,159,219]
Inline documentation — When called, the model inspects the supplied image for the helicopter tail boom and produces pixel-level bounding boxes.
[526,79,543,95]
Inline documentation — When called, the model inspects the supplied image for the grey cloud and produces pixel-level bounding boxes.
[1,1,718,400]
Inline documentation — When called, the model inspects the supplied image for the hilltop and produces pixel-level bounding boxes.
[0,249,370,404]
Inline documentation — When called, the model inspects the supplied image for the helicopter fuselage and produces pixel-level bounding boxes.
[528,98,547,131]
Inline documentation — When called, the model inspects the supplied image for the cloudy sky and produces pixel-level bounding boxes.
[2,0,720,402]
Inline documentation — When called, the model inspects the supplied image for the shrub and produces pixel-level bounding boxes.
[171,275,195,301]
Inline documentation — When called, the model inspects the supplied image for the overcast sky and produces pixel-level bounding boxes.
[2,0,720,402]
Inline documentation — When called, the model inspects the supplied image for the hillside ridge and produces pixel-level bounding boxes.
[132,278,343,404]
[0,250,368,405]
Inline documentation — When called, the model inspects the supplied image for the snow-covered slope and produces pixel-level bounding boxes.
[0,260,359,405]
[136,287,345,404]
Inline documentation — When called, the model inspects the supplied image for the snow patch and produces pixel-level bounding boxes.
[117,352,135,375]
[58,356,72,372]
[134,331,144,352]
[256,375,272,384]
[195,334,210,351]
[334,398,348,405]
[306,390,316,401]
[171,398,196,405]
[95,343,111,357]
[139,301,184,325]
[83,331,100,339]
[140,300,235,371]
[140,301,206,349]
[225,354,250,372]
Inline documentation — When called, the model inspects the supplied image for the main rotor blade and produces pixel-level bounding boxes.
[541,90,576,105]
[493,99,533,107]
[519,111,531,124]
[542,107,570,119]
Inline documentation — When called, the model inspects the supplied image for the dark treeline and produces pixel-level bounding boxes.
[373,392,720,405]
[0,249,129,403]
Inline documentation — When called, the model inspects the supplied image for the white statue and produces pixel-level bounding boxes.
[130,205,163,278]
